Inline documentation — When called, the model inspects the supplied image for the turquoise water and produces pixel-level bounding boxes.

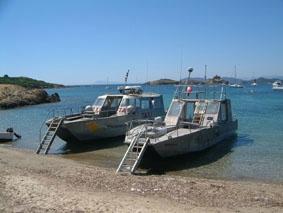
[0,84,282,183]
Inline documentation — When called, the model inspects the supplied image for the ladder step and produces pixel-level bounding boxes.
[36,118,63,155]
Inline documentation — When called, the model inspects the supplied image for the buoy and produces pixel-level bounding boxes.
[187,86,193,93]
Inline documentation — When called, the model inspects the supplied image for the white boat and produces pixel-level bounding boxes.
[229,84,243,88]
[229,65,243,88]
[272,80,283,90]
[45,85,166,143]
[117,69,238,174]
[0,128,21,142]
[0,131,14,142]
[251,79,257,86]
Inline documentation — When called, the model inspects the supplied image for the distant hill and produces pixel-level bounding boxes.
[0,75,64,89]
[244,77,279,84]
[144,79,179,85]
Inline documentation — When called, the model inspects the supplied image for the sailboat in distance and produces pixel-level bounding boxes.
[229,65,243,88]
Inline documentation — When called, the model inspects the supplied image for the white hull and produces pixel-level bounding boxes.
[273,87,283,90]
[150,121,237,158]
[55,112,164,142]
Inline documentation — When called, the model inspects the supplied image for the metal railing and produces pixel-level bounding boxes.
[174,85,227,101]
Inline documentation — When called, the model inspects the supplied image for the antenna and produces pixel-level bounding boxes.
[204,64,207,81]
[125,69,130,86]
[179,47,183,82]
[146,62,148,83]
[187,67,193,84]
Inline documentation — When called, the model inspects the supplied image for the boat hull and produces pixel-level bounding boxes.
[151,120,238,158]
[272,87,283,90]
[55,113,162,143]
[0,132,13,142]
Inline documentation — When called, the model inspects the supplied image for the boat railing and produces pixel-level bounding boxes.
[38,106,85,142]
[174,84,227,101]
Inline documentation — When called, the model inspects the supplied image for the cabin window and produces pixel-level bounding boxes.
[194,102,206,114]
[120,98,140,107]
[141,99,150,109]
[103,97,122,110]
[167,101,184,117]
[206,102,219,114]
[185,102,195,121]
[110,97,122,108]
[152,97,163,109]
[220,103,227,121]
[93,98,105,107]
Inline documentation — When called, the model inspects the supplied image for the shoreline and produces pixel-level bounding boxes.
[0,146,282,212]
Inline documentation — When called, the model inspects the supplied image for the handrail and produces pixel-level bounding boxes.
[38,106,84,142]
[116,124,146,173]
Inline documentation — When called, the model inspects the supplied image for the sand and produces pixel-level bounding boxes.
[0,146,282,212]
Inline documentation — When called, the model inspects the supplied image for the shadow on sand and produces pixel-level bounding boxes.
[140,134,254,175]
[55,136,126,155]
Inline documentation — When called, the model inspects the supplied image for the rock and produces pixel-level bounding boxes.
[0,84,61,109]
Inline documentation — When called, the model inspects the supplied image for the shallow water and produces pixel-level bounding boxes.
[0,84,282,183]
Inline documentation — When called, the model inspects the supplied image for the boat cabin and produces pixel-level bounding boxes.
[92,95,123,116]
[89,86,165,118]
[165,93,233,129]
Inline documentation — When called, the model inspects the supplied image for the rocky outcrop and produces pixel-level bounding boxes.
[207,75,229,85]
[0,84,60,109]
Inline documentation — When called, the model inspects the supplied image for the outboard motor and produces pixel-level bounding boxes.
[6,128,21,139]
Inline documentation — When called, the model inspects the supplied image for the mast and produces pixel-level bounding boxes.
[125,69,130,87]
[204,64,207,81]
[234,65,237,84]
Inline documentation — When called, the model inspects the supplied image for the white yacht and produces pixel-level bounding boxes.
[272,80,283,90]
[229,65,243,88]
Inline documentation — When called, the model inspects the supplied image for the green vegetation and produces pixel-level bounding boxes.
[0,75,64,89]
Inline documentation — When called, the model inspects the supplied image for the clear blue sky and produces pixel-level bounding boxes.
[0,0,282,85]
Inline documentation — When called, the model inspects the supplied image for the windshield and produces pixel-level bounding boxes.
[120,98,139,107]
[206,102,219,114]
[167,101,184,117]
[103,97,122,109]
[93,98,105,107]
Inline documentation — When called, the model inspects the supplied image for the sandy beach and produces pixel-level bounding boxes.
[0,147,282,212]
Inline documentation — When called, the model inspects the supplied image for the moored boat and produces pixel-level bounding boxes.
[0,128,21,142]
[44,86,165,143]
[272,80,283,90]
[117,68,238,174]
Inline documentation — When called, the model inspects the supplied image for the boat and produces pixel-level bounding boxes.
[229,65,243,88]
[44,85,165,143]
[117,68,238,174]
[251,79,257,86]
[0,128,21,142]
[272,80,283,90]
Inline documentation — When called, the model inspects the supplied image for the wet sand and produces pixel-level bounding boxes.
[0,147,283,212]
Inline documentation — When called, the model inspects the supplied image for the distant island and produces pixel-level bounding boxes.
[0,75,64,89]
[144,79,179,85]
[144,76,280,85]
[0,75,62,109]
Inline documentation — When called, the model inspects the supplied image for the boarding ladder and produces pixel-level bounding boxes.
[36,117,63,154]
[116,125,149,174]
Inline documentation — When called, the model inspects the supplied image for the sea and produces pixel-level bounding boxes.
[0,84,282,183]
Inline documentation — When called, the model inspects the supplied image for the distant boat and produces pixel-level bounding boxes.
[229,65,243,88]
[272,80,283,90]
[251,79,257,86]
[0,128,21,142]
[105,77,110,89]
[230,84,244,88]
